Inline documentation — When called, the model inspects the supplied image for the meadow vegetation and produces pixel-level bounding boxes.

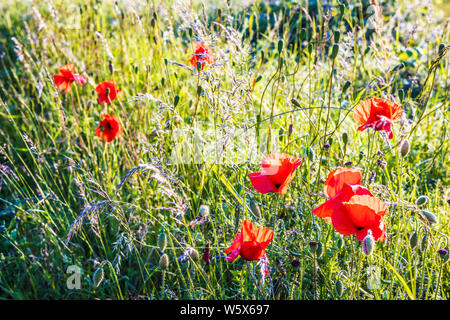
[0,0,448,299]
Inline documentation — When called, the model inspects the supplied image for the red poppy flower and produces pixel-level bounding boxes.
[353,98,402,139]
[189,42,214,70]
[225,220,273,262]
[53,64,86,93]
[312,168,387,241]
[95,81,124,104]
[249,153,302,194]
[95,114,123,142]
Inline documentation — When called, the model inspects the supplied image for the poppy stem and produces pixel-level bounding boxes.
[313,252,318,300]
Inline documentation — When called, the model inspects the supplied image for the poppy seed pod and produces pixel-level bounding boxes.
[415,195,429,207]
[409,232,418,249]
[291,259,300,268]
[363,230,375,256]
[157,232,167,252]
[438,249,449,263]
[421,210,438,225]
[249,199,261,219]
[309,241,319,253]
[159,254,169,270]
[400,139,410,157]
[93,267,104,287]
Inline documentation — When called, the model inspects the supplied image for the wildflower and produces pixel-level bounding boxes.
[95,81,123,104]
[53,64,86,93]
[95,114,123,143]
[353,98,402,139]
[249,153,302,194]
[202,243,211,265]
[313,168,387,241]
[225,220,273,262]
[189,42,214,71]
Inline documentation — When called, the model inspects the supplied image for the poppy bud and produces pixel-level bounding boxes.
[197,62,202,72]
[342,81,351,95]
[288,124,293,137]
[316,242,324,258]
[438,248,449,263]
[359,151,364,161]
[309,241,318,253]
[409,232,418,249]
[174,95,180,108]
[199,204,210,217]
[334,31,341,43]
[362,230,375,256]
[291,98,301,108]
[277,39,284,54]
[337,237,344,249]
[157,232,167,252]
[335,279,344,297]
[330,44,339,59]
[415,195,429,207]
[159,253,169,270]
[255,75,262,83]
[420,233,428,251]
[342,132,348,145]
[339,4,345,16]
[105,61,113,76]
[249,199,261,219]
[391,63,404,72]
[400,139,410,157]
[438,43,446,54]
[93,267,104,287]
[421,210,438,225]
[189,248,200,262]
[197,85,203,95]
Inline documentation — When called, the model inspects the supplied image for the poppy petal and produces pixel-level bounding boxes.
[225,232,242,254]
[331,203,359,235]
[255,227,273,250]
[342,194,386,227]
[241,220,257,242]
[226,247,241,262]
[249,172,276,194]
[355,220,386,242]
[312,198,334,223]
[73,74,87,85]
[323,168,362,198]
